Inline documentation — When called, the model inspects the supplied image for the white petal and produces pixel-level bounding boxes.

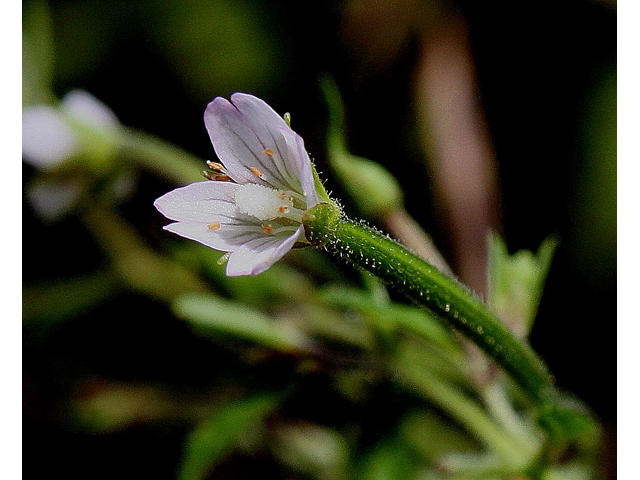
[22,106,79,168]
[229,93,303,188]
[280,126,319,208]
[164,221,260,253]
[204,94,302,192]
[295,132,320,208]
[225,225,303,276]
[61,90,120,132]
[154,181,239,222]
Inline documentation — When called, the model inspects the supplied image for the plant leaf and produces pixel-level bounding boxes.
[178,392,282,480]
[173,292,303,352]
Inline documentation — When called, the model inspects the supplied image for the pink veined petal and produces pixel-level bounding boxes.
[153,181,239,222]
[278,126,320,208]
[225,225,303,276]
[204,94,303,193]
[163,220,265,253]
[229,93,303,189]
[295,133,320,208]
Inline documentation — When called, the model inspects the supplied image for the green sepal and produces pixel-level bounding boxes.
[488,233,558,338]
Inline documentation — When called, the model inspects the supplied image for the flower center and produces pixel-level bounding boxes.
[234,183,302,221]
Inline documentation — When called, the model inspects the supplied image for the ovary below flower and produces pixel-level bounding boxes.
[154,93,323,276]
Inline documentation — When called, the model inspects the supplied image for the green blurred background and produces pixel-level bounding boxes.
[23,0,616,478]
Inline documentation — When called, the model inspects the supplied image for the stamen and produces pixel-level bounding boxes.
[202,170,231,182]
[206,160,224,171]
[261,224,274,235]
[278,205,290,214]
[263,148,274,157]
[212,174,232,182]
[207,221,221,231]
[250,166,265,179]
[217,252,231,265]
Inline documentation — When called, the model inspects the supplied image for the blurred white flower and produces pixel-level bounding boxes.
[155,93,321,276]
[22,105,79,168]
[23,90,124,221]
[61,90,119,132]
[22,89,119,169]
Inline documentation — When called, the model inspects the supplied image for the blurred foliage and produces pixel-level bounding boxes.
[23,0,615,478]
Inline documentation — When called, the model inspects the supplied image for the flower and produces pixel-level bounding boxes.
[22,89,120,169]
[23,90,123,221]
[154,93,322,276]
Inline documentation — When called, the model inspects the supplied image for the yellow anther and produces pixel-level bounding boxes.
[250,166,264,178]
[263,148,274,157]
[206,160,224,171]
[207,221,221,231]
[278,205,289,214]
[261,224,274,235]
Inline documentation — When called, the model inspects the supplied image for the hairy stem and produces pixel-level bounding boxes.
[303,203,555,409]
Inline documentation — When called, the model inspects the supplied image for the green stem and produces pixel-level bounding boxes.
[119,127,205,185]
[303,203,555,409]
[397,360,538,469]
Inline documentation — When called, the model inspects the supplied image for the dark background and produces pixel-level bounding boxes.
[24,0,616,477]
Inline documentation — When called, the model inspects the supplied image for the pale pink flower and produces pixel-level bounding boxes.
[154,93,321,276]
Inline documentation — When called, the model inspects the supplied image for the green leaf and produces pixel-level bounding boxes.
[271,423,349,479]
[320,286,461,355]
[536,401,601,447]
[173,293,303,353]
[400,410,480,461]
[178,393,282,480]
[358,437,420,480]
[487,233,558,338]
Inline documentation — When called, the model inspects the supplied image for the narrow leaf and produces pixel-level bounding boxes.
[178,393,282,480]
[173,293,303,352]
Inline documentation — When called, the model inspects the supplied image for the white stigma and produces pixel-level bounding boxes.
[234,184,294,221]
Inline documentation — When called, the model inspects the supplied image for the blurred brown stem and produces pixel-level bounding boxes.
[415,12,503,392]
[415,14,501,297]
